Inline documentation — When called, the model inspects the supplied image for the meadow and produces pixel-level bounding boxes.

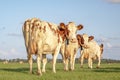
[0,62,120,80]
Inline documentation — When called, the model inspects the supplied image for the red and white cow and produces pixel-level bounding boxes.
[59,22,83,71]
[22,18,67,75]
[79,34,104,68]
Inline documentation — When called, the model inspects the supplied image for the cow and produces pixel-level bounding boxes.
[23,18,66,75]
[59,22,83,71]
[79,34,104,69]
[3,60,9,64]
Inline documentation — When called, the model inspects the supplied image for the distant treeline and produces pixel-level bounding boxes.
[0,58,120,63]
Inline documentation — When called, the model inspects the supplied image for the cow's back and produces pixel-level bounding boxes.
[35,21,62,54]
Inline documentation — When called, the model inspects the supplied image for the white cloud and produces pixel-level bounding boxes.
[106,42,112,48]
[96,36,111,48]
[7,33,22,37]
[106,0,120,3]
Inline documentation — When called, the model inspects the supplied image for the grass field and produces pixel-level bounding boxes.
[0,62,120,80]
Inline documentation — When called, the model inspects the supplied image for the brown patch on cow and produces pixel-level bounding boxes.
[60,23,66,29]
[59,23,70,41]
[77,34,84,46]
[88,36,94,42]
[65,51,70,59]
[39,26,42,31]
[24,20,30,32]
[100,44,104,54]
[30,41,37,54]
[84,53,89,59]
[59,23,70,40]
[58,30,65,41]
[57,34,60,43]
[74,49,77,56]
[33,20,40,26]
[92,56,97,60]
[77,24,83,30]
[43,26,46,33]
[47,23,57,34]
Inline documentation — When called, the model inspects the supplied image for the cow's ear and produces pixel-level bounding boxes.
[100,44,104,48]
[59,23,66,29]
[88,36,94,41]
[77,34,84,45]
[77,24,83,30]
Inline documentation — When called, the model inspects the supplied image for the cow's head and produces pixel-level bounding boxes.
[59,22,83,43]
[79,34,94,48]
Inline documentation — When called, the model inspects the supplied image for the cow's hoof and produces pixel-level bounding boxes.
[37,72,42,76]
[80,66,83,68]
[37,73,42,76]
[88,67,92,69]
[42,70,46,73]
[96,66,100,69]
[64,69,68,71]
[69,68,74,71]
[29,71,34,74]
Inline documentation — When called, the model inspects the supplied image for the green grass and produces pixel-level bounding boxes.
[0,62,120,80]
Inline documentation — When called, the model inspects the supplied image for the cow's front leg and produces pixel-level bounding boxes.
[52,44,61,73]
[72,54,77,70]
[60,44,66,70]
[88,58,92,69]
[97,57,101,68]
[80,56,84,68]
[65,58,69,71]
[80,50,84,68]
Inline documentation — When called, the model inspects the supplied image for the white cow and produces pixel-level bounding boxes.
[79,34,104,69]
[60,22,83,71]
[22,18,66,75]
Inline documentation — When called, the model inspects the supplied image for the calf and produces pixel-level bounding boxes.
[79,34,104,68]
[60,22,83,71]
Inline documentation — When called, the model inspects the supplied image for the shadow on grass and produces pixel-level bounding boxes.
[93,67,120,73]
[0,67,40,75]
[0,67,30,74]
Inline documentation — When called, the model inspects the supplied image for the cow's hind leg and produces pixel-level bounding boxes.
[42,54,47,73]
[28,54,33,74]
[37,53,42,76]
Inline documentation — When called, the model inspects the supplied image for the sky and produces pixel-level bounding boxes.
[0,0,120,60]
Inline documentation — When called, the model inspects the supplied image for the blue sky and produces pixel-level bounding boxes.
[0,0,120,60]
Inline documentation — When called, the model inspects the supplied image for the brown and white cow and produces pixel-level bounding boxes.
[79,34,104,69]
[59,22,83,71]
[23,18,64,75]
